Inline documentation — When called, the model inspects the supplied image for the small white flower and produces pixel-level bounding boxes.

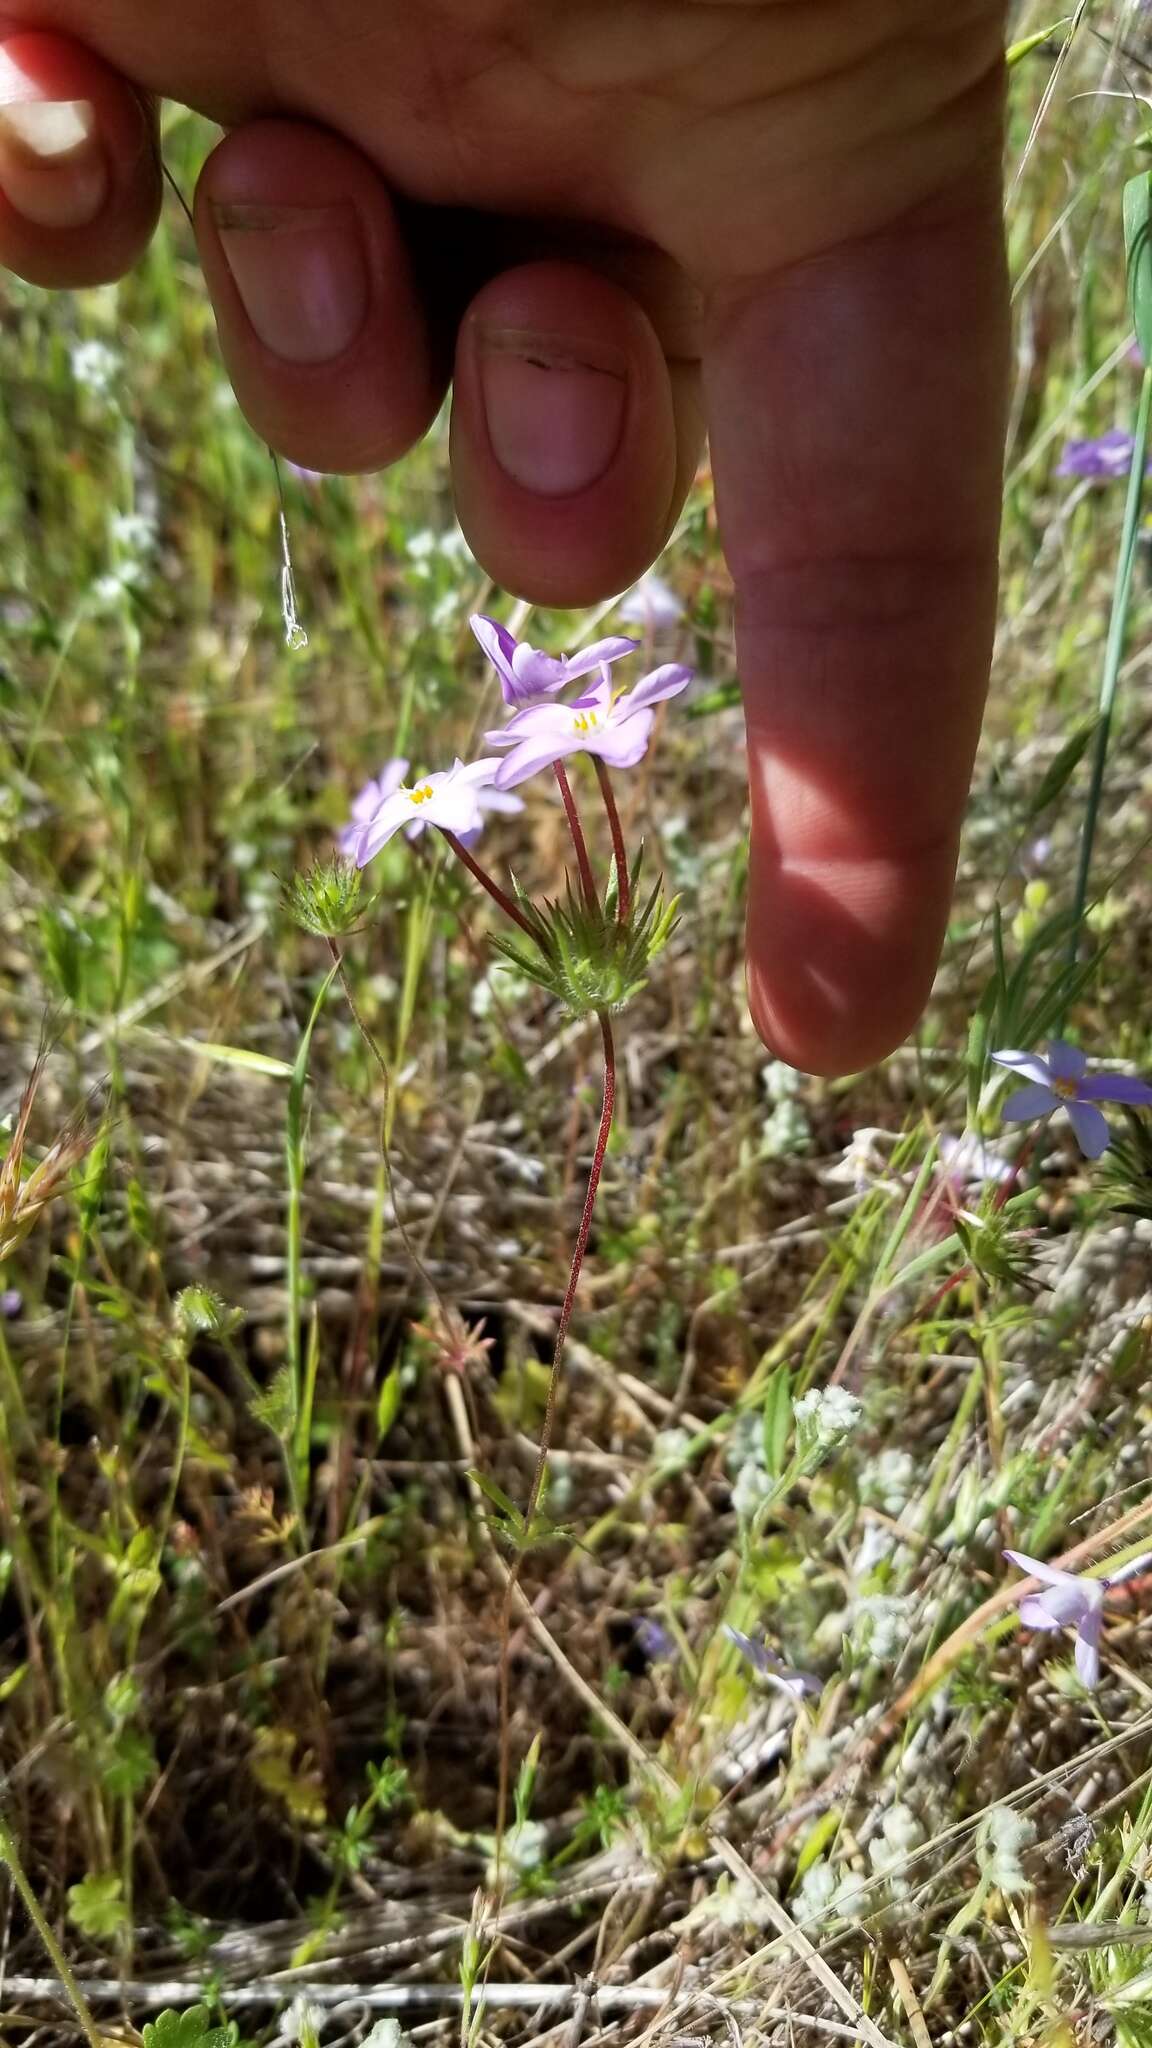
[732,1461,774,1520]
[977,1805,1035,1894]
[794,1384,863,1453]
[70,339,120,396]
[282,1995,323,2047]
[110,511,157,557]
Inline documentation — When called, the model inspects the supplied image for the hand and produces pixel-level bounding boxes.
[0,1,1009,1073]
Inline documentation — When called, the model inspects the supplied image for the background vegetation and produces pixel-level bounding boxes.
[2,5,1152,2042]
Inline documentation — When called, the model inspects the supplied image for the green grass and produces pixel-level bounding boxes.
[2,10,1152,2045]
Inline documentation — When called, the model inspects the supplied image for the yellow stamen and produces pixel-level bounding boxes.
[408,782,435,804]
[573,710,600,734]
[1052,1076,1077,1100]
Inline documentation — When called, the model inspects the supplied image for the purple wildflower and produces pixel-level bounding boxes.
[341,759,522,860]
[635,1617,675,1663]
[1057,429,1140,482]
[470,615,639,711]
[1005,1548,1151,1689]
[338,760,407,855]
[0,1288,22,1319]
[618,572,684,628]
[992,1040,1152,1159]
[487,663,692,790]
[350,758,505,865]
[723,1625,822,1699]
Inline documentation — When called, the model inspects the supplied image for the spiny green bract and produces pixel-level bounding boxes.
[282,853,365,937]
[491,860,679,1020]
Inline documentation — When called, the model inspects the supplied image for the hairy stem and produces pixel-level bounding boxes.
[553,762,599,910]
[593,759,630,921]
[495,1009,616,1866]
[0,1811,103,2048]
[440,832,537,938]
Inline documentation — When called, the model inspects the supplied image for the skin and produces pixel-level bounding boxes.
[0,0,1010,1074]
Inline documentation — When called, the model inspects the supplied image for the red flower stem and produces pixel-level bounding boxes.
[552,760,599,909]
[439,830,536,939]
[495,1007,616,1859]
[593,758,630,921]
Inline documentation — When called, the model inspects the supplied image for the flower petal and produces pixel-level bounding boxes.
[487,703,571,745]
[453,756,506,785]
[1104,1551,1152,1587]
[1079,1074,1152,1105]
[589,710,655,768]
[1000,1082,1058,1123]
[1075,1610,1103,1688]
[1046,1039,1087,1083]
[355,792,424,864]
[992,1048,1053,1085]
[621,661,693,712]
[723,1624,772,1673]
[562,634,639,677]
[495,736,579,789]
[1065,1098,1111,1158]
[470,614,519,695]
[1018,1595,1067,1631]
[1004,1549,1082,1590]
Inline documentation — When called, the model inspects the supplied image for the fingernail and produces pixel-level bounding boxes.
[0,97,107,229]
[214,201,368,365]
[476,328,628,496]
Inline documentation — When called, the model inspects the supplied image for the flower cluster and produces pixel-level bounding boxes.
[339,620,691,869]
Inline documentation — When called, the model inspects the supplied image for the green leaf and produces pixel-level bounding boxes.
[67,1871,128,1940]
[376,1366,402,1443]
[142,2006,237,2048]
[1026,719,1097,820]
[760,1365,793,1479]
[1005,17,1070,66]
[250,1363,297,1440]
[179,1039,294,1079]
[1126,171,1152,366]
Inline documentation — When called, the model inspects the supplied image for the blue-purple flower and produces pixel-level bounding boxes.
[993,1040,1152,1159]
[1005,1548,1151,1689]
[1057,430,1140,482]
[487,663,692,789]
[723,1625,821,1699]
[470,615,639,710]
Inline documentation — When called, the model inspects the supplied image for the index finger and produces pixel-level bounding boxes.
[704,168,1008,1075]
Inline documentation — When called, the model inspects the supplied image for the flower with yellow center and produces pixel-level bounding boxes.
[993,1040,1152,1159]
[485,662,692,788]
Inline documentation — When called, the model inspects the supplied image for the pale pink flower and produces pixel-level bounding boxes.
[470,615,638,710]
[350,759,505,865]
[487,664,691,789]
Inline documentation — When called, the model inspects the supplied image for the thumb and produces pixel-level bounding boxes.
[704,162,1008,1076]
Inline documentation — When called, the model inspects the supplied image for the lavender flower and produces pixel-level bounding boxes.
[1057,429,1139,481]
[617,572,684,628]
[487,664,692,789]
[338,760,408,855]
[993,1041,1152,1159]
[1005,1548,1151,1689]
[341,758,521,859]
[635,1617,675,1663]
[470,615,639,710]
[723,1625,822,1699]
[350,758,505,865]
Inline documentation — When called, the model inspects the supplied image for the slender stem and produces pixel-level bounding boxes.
[552,762,598,910]
[1070,364,1152,956]
[0,1812,103,2048]
[439,832,537,939]
[593,759,630,921]
[495,1010,616,1865]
